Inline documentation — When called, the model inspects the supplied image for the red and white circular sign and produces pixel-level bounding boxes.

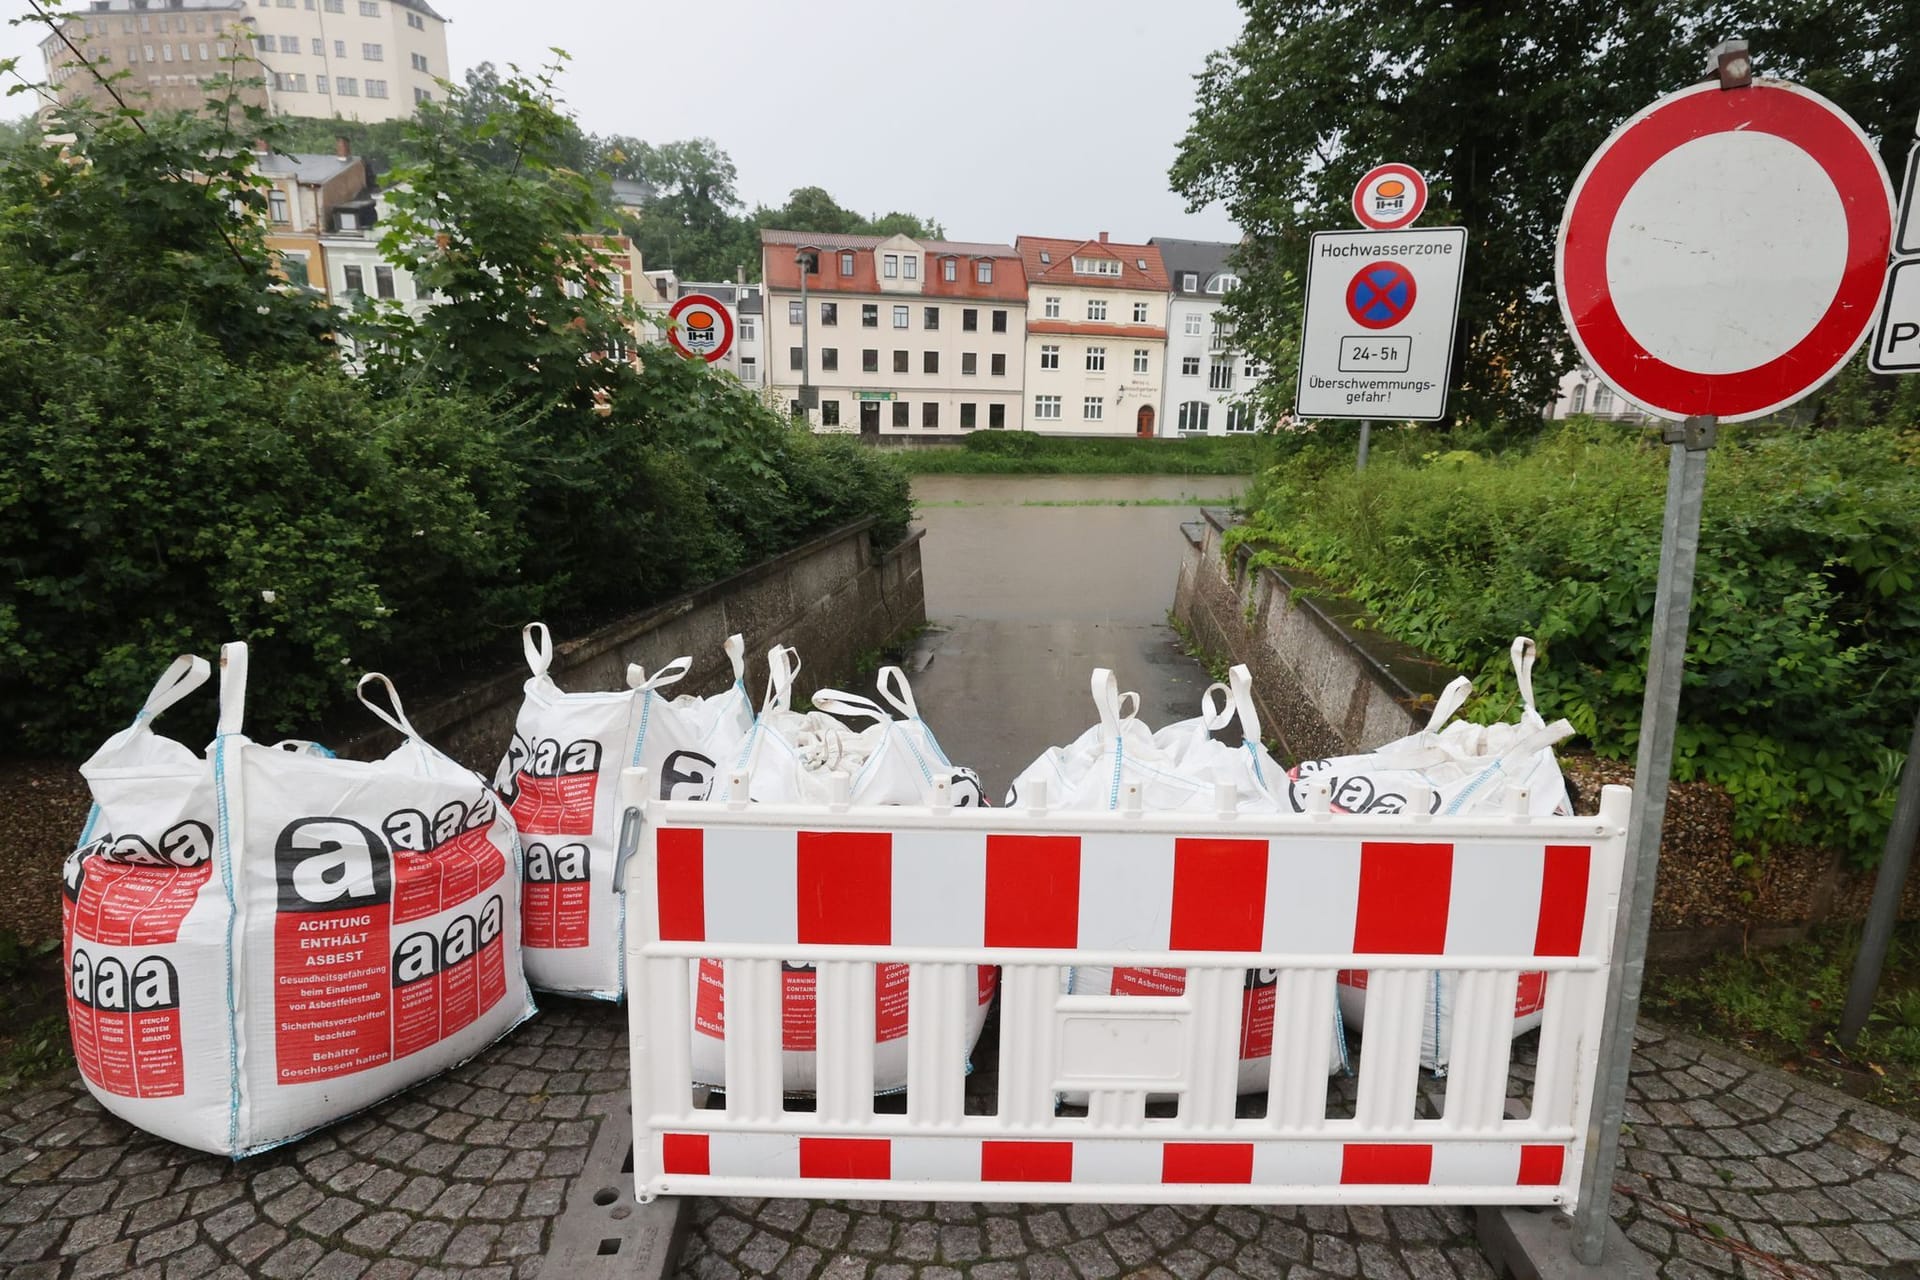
[1557,80,1893,422]
[667,293,735,363]
[1352,163,1429,231]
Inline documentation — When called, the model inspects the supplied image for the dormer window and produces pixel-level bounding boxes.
[1208,273,1241,294]
[1182,272,1198,292]
[977,260,992,284]
[902,255,918,280]
[1072,256,1122,277]
[883,254,898,278]
[943,257,957,282]
[1039,250,1051,264]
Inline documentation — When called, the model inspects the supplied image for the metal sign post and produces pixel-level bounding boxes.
[1570,416,1713,1261]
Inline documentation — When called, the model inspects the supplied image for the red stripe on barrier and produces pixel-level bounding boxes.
[656,827,705,942]
[660,1132,709,1176]
[1534,845,1591,957]
[1170,838,1269,951]
[1341,1143,1434,1185]
[1518,1144,1566,1186]
[1353,842,1452,954]
[799,1136,891,1180]
[1162,1142,1255,1184]
[984,835,1081,948]
[796,830,892,945]
[981,1140,1074,1183]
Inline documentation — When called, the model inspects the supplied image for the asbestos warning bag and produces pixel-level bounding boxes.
[695,658,994,1094]
[495,624,754,999]
[64,645,535,1158]
[1011,669,1347,1094]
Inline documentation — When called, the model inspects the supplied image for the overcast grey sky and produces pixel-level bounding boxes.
[4,0,1248,245]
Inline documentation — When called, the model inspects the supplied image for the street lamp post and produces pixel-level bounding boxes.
[796,247,820,421]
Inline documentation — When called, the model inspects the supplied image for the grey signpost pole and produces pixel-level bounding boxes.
[1839,705,1920,1044]
[1571,415,1714,1262]
[1356,421,1371,471]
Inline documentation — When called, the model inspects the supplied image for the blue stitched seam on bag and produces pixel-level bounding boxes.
[1444,759,1504,816]
[214,735,243,1153]
[1430,971,1446,1078]
[1332,987,1351,1074]
[1107,740,1124,810]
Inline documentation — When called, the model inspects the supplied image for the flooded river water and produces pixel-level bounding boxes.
[904,474,1244,798]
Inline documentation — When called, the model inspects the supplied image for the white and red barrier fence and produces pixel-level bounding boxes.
[625,770,1632,1209]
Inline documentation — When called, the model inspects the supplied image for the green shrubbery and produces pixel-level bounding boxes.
[1230,413,1920,856]
[0,71,908,755]
[896,432,1272,475]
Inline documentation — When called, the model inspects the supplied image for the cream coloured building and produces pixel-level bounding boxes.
[763,230,1028,437]
[42,0,449,124]
[1016,234,1170,436]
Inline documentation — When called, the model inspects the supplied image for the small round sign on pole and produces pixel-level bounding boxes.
[666,293,736,363]
[1351,163,1429,231]
[1557,79,1893,421]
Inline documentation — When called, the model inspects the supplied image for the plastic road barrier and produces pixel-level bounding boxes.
[625,767,1633,1208]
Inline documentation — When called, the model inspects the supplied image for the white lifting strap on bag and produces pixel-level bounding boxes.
[137,655,212,727]
[626,655,694,695]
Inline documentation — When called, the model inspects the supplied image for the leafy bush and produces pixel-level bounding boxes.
[1230,416,1920,856]
[898,433,1273,475]
[0,72,909,755]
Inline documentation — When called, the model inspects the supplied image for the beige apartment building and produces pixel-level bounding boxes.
[1017,234,1170,436]
[41,0,447,123]
[762,230,1027,437]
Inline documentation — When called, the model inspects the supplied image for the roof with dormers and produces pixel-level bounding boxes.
[1016,235,1169,292]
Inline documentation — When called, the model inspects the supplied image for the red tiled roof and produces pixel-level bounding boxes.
[761,229,1026,300]
[1016,236,1170,292]
[1026,321,1168,340]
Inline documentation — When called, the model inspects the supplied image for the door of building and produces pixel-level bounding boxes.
[860,401,880,435]
[1136,405,1155,437]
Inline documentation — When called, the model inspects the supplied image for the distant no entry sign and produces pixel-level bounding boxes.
[1347,261,1417,328]
[1558,80,1893,422]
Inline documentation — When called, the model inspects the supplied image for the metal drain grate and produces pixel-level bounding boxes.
[542,1110,687,1278]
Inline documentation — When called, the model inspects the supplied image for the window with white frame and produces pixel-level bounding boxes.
[1033,395,1062,420]
[1210,273,1241,294]
[362,42,382,59]
[821,400,840,427]
[903,255,918,280]
[1209,358,1234,391]
[943,258,956,282]
[1594,385,1614,414]
[976,260,992,284]
[1225,403,1257,433]
[1181,272,1198,292]
[335,39,347,56]
[279,34,298,51]
[1570,384,1587,413]
[739,317,755,341]
[1043,295,1060,318]
[1178,401,1210,433]
[892,305,909,329]
[268,189,289,222]
[359,0,379,14]
[407,10,424,28]
[1184,313,1203,336]
[1182,356,1200,376]
[411,52,428,71]
[1072,257,1121,277]
[336,76,358,94]
[365,79,387,97]
[883,254,898,278]
[788,300,803,324]
[1132,301,1149,323]
[841,252,855,276]
[1085,347,1106,372]
[1039,344,1059,370]
[1087,298,1107,321]
[309,37,322,54]
[375,266,396,300]
[1133,349,1149,374]
[316,75,328,93]
[325,0,342,10]
[738,356,757,382]
[1083,396,1104,421]
[343,264,365,296]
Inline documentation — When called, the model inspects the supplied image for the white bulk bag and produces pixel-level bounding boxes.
[1321,637,1576,1072]
[495,624,752,999]
[1014,669,1347,1090]
[65,645,534,1157]
[694,658,993,1094]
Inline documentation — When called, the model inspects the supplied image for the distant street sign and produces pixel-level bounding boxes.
[1351,163,1429,231]
[1871,259,1920,373]
[666,293,735,362]
[1296,227,1467,421]
[1557,80,1894,422]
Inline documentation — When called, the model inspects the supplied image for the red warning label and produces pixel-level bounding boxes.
[68,949,185,1098]
[509,738,604,836]
[1108,967,1277,1063]
[694,960,918,1050]
[523,841,591,950]
[273,817,395,1084]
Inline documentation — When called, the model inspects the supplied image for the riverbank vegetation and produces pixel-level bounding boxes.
[1227,410,1920,857]
[0,68,908,755]
[890,433,1270,475]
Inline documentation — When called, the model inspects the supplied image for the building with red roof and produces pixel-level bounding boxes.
[762,230,1027,436]
[1015,234,1170,436]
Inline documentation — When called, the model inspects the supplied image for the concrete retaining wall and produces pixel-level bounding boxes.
[339,517,927,772]
[1172,509,1920,957]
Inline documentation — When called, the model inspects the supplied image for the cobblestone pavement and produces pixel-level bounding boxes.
[0,1001,627,1279]
[6,1007,1920,1279]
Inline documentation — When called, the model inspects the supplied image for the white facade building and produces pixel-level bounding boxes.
[1542,365,1657,422]
[1154,238,1263,435]
[1017,234,1169,437]
[244,0,449,121]
[638,271,767,391]
[763,230,1028,436]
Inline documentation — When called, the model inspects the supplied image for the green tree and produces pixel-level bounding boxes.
[609,136,758,280]
[1172,2,1914,428]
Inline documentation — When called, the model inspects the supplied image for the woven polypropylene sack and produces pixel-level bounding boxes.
[64,646,535,1157]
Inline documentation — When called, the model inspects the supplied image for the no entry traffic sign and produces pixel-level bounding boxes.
[1297,227,1467,421]
[1347,261,1417,328]
[1557,80,1894,422]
